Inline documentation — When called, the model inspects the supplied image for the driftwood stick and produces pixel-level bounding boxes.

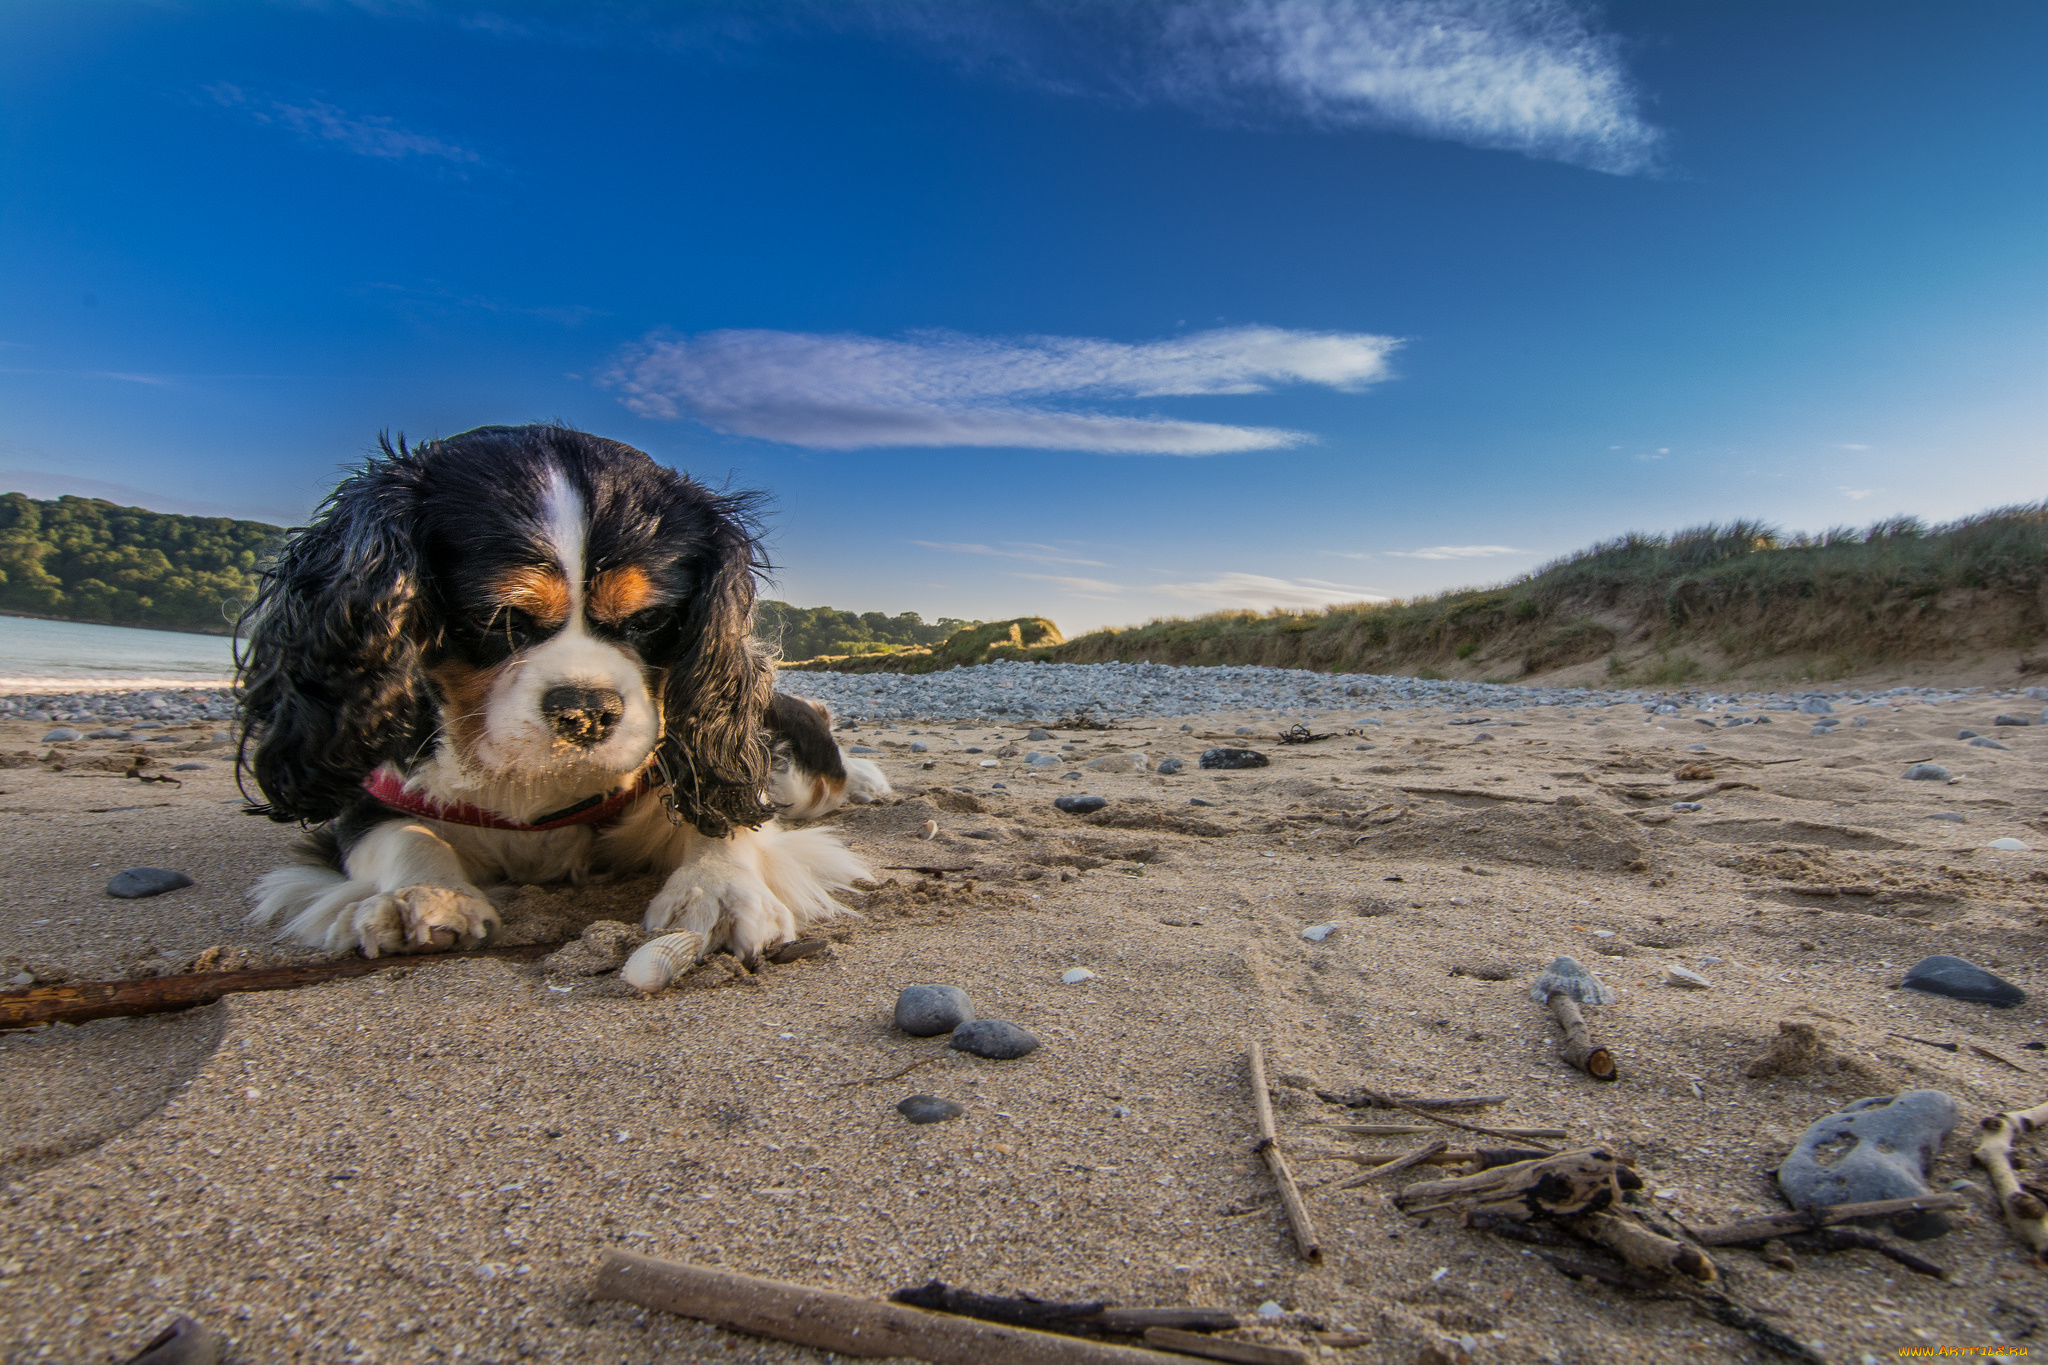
[1302,1146,1551,1171]
[1336,1138,1448,1189]
[1314,1088,1508,1112]
[1141,1328,1310,1365]
[1247,1043,1322,1261]
[1546,992,1617,1081]
[590,1252,1196,1364]
[886,1283,1240,1337]
[1692,1194,1969,1246]
[0,944,554,1030]
[1569,1211,1716,1283]
[1780,1228,1947,1278]
[1972,1100,2048,1253]
[835,1053,946,1087]
[1323,1123,1568,1141]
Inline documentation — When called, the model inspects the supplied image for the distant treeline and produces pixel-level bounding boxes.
[0,493,278,636]
[753,600,981,662]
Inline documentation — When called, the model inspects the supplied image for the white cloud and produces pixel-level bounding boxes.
[605,324,1398,454]
[208,84,479,164]
[1011,572,1129,600]
[1839,487,1878,501]
[911,540,1110,567]
[1151,572,1388,608]
[1836,442,1872,451]
[1153,0,1665,173]
[1382,544,1522,559]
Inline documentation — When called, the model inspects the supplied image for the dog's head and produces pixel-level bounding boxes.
[238,424,774,834]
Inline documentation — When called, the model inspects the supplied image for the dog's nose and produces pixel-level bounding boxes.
[541,685,624,746]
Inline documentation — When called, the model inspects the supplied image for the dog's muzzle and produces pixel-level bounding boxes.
[541,684,626,746]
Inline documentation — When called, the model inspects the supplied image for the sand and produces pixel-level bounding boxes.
[1,695,2044,1363]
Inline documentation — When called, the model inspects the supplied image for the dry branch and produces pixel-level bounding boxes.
[0,944,554,1030]
[1314,1087,1507,1111]
[1569,1211,1715,1283]
[887,1283,1240,1337]
[1322,1122,1567,1141]
[1247,1043,1321,1261]
[1972,1100,2048,1254]
[1335,1138,1448,1188]
[1692,1194,1969,1247]
[1780,1228,1947,1278]
[1546,992,1617,1081]
[1141,1328,1310,1365]
[590,1253,1197,1364]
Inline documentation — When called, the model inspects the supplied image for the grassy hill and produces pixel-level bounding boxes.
[787,503,2048,685]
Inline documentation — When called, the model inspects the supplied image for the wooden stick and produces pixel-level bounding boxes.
[1314,1088,1509,1111]
[1546,992,1616,1081]
[1323,1123,1568,1141]
[0,943,554,1030]
[1141,1328,1310,1365]
[590,1252,1195,1364]
[1692,1194,1969,1246]
[1972,1101,2048,1254]
[1780,1228,1947,1278]
[834,1053,945,1087]
[887,1283,1241,1337]
[1247,1043,1322,1261]
[1335,1137,1447,1189]
[1568,1211,1716,1283]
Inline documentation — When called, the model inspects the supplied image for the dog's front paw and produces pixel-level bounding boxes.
[645,865,793,968]
[353,885,500,957]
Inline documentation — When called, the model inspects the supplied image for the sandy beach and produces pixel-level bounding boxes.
[2,684,2044,1363]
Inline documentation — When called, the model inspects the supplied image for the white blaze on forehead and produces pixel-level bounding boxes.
[542,468,588,613]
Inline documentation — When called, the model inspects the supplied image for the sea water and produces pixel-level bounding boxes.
[0,614,237,689]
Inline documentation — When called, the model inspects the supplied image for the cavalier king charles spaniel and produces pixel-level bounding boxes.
[237,424,887,963]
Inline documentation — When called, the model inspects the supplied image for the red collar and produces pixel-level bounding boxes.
[361,768,653,832]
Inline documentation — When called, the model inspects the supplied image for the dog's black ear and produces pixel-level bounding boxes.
[237,437,432,823]
[659,491,775,837]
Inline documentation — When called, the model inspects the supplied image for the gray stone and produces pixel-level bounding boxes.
[1777,1090,1960,1238]
[1799,697,1834,714]
[1024,752,1059,765]
[1957,729,1980,740]
[107,867,194,899]
[949,1019,1040,1059]
[1026,728,1053,740]
[1235,726,1255,735]
[894,984,975,1036]
[84,729,131,740]
[1054,795,1107,814]
[1188,797,1214,806]
[849,745,881,754]
[896,1094,965,1125]
[1901,763,1952,781]
[1969,737,2010,750]
[1083,752,1149,774]
[1992,714,2033,727]
[1200,747,1270,770]
[1155,757,1184,775]
[909,741,928,753]
[1670,801,1703,812]
[170,762,209,771]
[41,728,82,742]
[1901,954,2026,1008]
[1924,812,1965,822]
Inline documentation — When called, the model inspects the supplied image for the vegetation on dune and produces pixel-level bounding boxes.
[779,616,1063,674]
[793,503,2048,682]
[0,493,278,636]
[753,601,981,661]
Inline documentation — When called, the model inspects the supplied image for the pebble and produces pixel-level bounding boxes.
[1969,737,2010,749]
[896,1095,965,1125]
[848,745,880,754]
[894,984,975,1036]
[1778,1091,1959,1238]
[910,741,928,753]
[1200,747,1269,770]
[1024,752,1060,765]
[1188,797,1214,806]
[1663,964,1712,988]
[1025,728,1053,740]
[1900,763,1952,781]
[948,1019,1040,1059]
[1054,795,1108,814]
[1235,726,1255,735]
[978,759,998,767]
[1957,729,1980,740]
[1992,714,2033,726]
[1925,812,1965,822]
[1155,757,1184,775]
[106,867,194,899]
[1300,923,1338,942]
[1670,801,1703,812]
[1900,954,2026,1008]
[1060,967,1097,984]
[1082,752,1149,774]
[1987,838,2030,851]
[84,728,131,739]
[41,728,82,742]
[1798,697,1834,714]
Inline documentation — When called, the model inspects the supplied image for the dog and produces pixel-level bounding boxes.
[237,424,888,963]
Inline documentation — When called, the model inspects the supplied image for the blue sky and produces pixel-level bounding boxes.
[2,1,2042,632]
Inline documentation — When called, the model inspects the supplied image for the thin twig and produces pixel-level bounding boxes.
[834,1052,945,1087]
[1336,1138,1448,1189]
[1248,1042,1321,1261]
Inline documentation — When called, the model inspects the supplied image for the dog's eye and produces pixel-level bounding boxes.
[620,607,669,639]
[498,609,540,647]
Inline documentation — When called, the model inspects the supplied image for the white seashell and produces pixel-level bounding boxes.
[1060,967,1097,984]
[917,820,939,840]
[1300,923,1338,942]
[621,931,706,995]
[1663,964,1712,989]
[1986,837,2029,851]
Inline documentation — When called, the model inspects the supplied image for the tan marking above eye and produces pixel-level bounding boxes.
[493,566,571,625]
[589,565,658,624]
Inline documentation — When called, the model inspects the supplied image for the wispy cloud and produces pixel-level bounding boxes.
[1011,572,1129,600]
[604,324,1399,454]
[207,83,480,165]
[0,367,175,386]
[1838,487,1878,501]
[1142,0,1664,173]
[1836,443,1872,451]
[1382,544,1522,560]
[1152,572,1388,608]
[363,281,603,326]
[911,540,1110,567]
